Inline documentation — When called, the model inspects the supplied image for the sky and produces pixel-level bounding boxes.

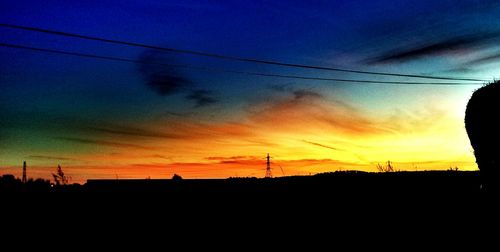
[2,0,500,183]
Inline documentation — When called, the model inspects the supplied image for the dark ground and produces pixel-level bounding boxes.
[1,170,496,242]
[1,170,491,207]
[0,170,483,194]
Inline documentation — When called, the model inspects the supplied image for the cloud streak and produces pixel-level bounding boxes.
[247,88,386,135]
[206,156,259,161]
[185,89,218,107]
[55,137,156,150]
[366,31,500,64]
[302,140,343,151]
[292,89,323,100]
[86,125,183,139]
[27,155,80,161]
[464,52,500,66]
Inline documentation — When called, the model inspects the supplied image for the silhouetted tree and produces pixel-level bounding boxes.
[52,165,69,186]
[377,161,395,172]
[172,174,183,181]
[1,174,51,192]
[465,81,500,191]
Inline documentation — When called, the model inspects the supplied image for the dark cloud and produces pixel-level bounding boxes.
[185,89,218,107]
[366,31,500,64]
[137,50,221,107]
[137,50,191,96]
[55,137,155,150]
[292,89,323,100]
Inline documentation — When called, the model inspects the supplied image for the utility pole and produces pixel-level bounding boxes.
[22,161,27,183]
[265,153,272,178]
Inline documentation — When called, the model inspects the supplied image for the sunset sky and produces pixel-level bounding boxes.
[2,0,500,183]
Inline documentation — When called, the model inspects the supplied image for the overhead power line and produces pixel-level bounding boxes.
[0,42,484,86]
[0,23,488,82]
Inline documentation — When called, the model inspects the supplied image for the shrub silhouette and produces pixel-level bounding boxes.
[376,161,395,172]
[465,81,500,191]
[172,174,183,181]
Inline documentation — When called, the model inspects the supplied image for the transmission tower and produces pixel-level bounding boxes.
[265,153,272,178]
[22,161,27,183]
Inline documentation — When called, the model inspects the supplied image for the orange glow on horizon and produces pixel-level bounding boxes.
[1,91,478,184]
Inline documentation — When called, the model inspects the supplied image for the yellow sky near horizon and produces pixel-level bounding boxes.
[1,88,478,184]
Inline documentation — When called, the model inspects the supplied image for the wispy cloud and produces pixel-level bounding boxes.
[247,88,386,135]
[185,89,219,107]
[464,52,500,66]
[366,31,500,64]
[268,84,293,92]
[86,125,183,139]
[164,110,196,118]
[205,156,259,161]
[204,156,262,165]
[131,163,168,168]
[148,154,173,160]
[440,66,479,74]
[0,111,186,142]
[27,155,80,161]
[292,89,323,100]
[55,137,156,150]
[302,140,343,151]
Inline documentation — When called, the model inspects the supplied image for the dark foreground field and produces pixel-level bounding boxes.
[1,170,487,201]
[1,171,495,234]
[84,170,482,195]
[79,171,490,209]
